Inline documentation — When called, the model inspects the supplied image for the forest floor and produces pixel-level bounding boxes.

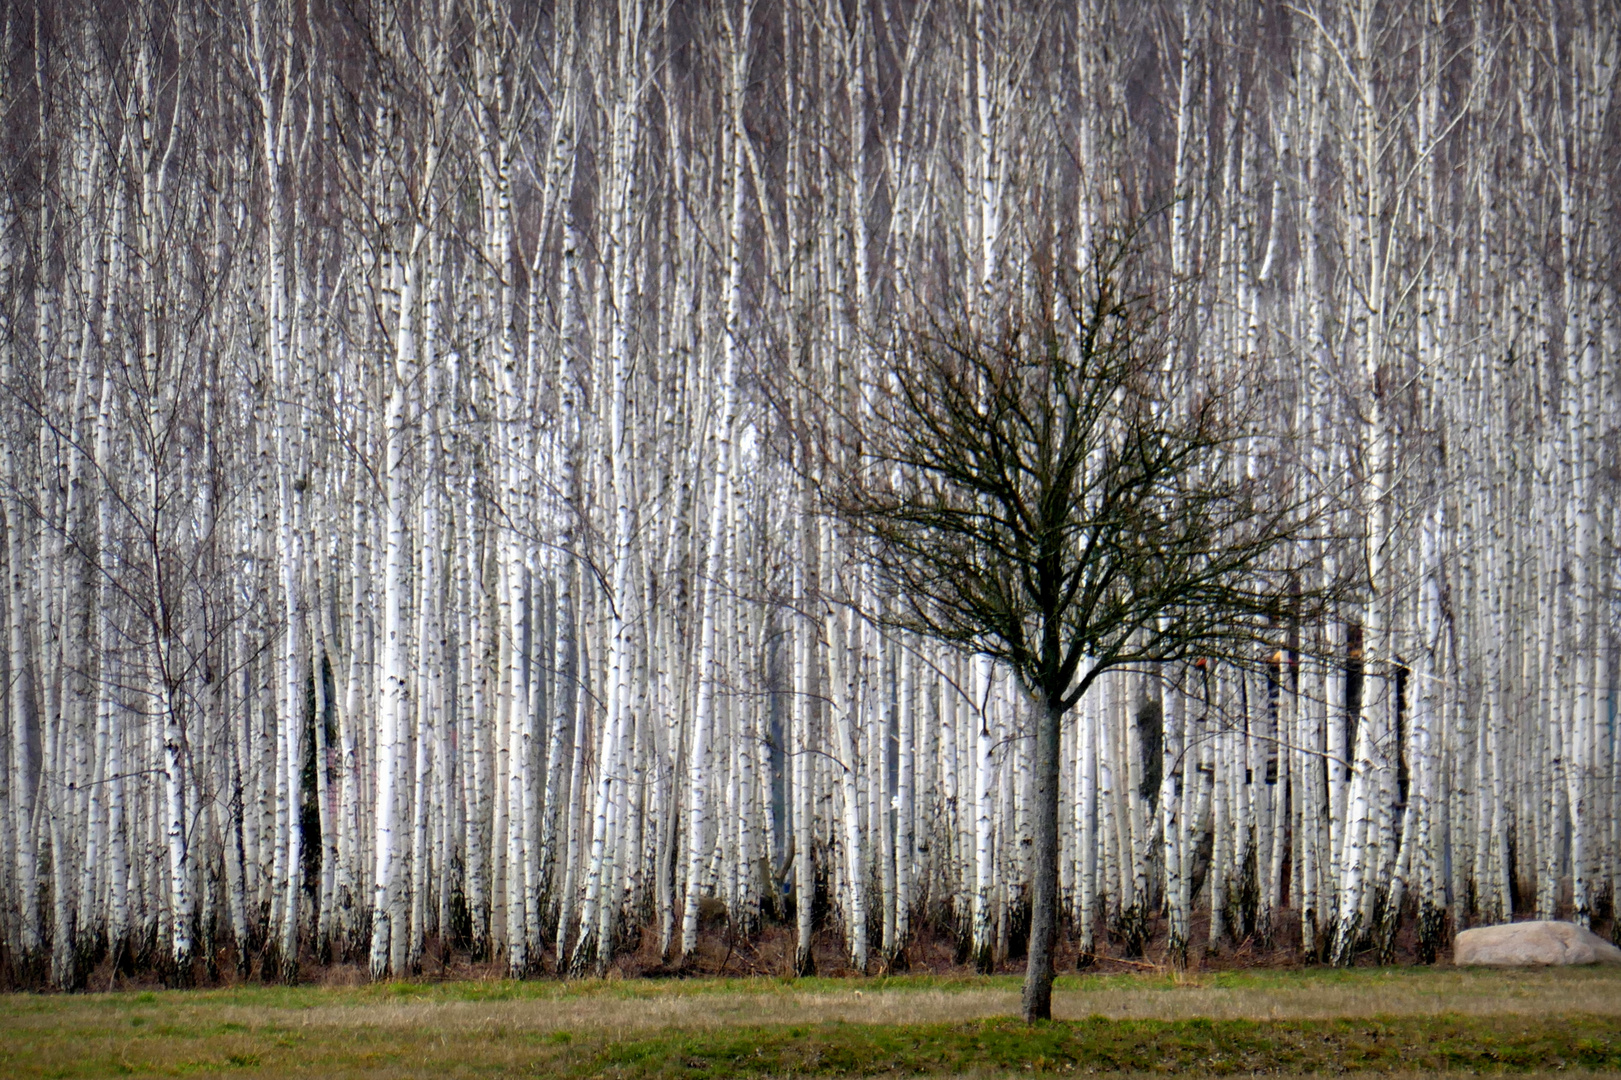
[2,966,1619,1079]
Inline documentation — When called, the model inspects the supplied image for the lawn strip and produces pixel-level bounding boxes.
[0,1009,1615,1078]
[3,972,1621,1079]
[576,1014,1621,1079]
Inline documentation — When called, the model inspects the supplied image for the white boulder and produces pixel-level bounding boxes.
[1453,920,1621,967]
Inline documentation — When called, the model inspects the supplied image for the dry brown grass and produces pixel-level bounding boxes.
[154,965,1621,1035]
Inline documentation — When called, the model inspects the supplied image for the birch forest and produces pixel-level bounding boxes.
[1,0,1618,990]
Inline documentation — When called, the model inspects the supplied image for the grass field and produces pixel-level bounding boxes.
[2,967,1619,1079]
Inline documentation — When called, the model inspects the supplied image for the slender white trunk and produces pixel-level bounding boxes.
[679,21,747,959]
[893,637,914,958]
[971,654,995,970]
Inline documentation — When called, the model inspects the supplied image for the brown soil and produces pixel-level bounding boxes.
[38,897,1617,992]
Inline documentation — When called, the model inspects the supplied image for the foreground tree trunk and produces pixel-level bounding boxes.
[1022,695,1064,1022]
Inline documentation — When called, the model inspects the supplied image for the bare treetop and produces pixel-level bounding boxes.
[836,233,1348,714]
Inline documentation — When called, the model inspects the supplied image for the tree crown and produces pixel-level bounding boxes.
[832,235,1346,712]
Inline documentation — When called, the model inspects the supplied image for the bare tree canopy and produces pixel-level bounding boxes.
[839,237,1346,714]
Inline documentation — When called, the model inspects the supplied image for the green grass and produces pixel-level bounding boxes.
[2,1012,1617,1078]
[583,1015,1621,1077]
[2,968,1619,1078]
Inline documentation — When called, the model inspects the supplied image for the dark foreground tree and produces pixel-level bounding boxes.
[831,236,1346,1022]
